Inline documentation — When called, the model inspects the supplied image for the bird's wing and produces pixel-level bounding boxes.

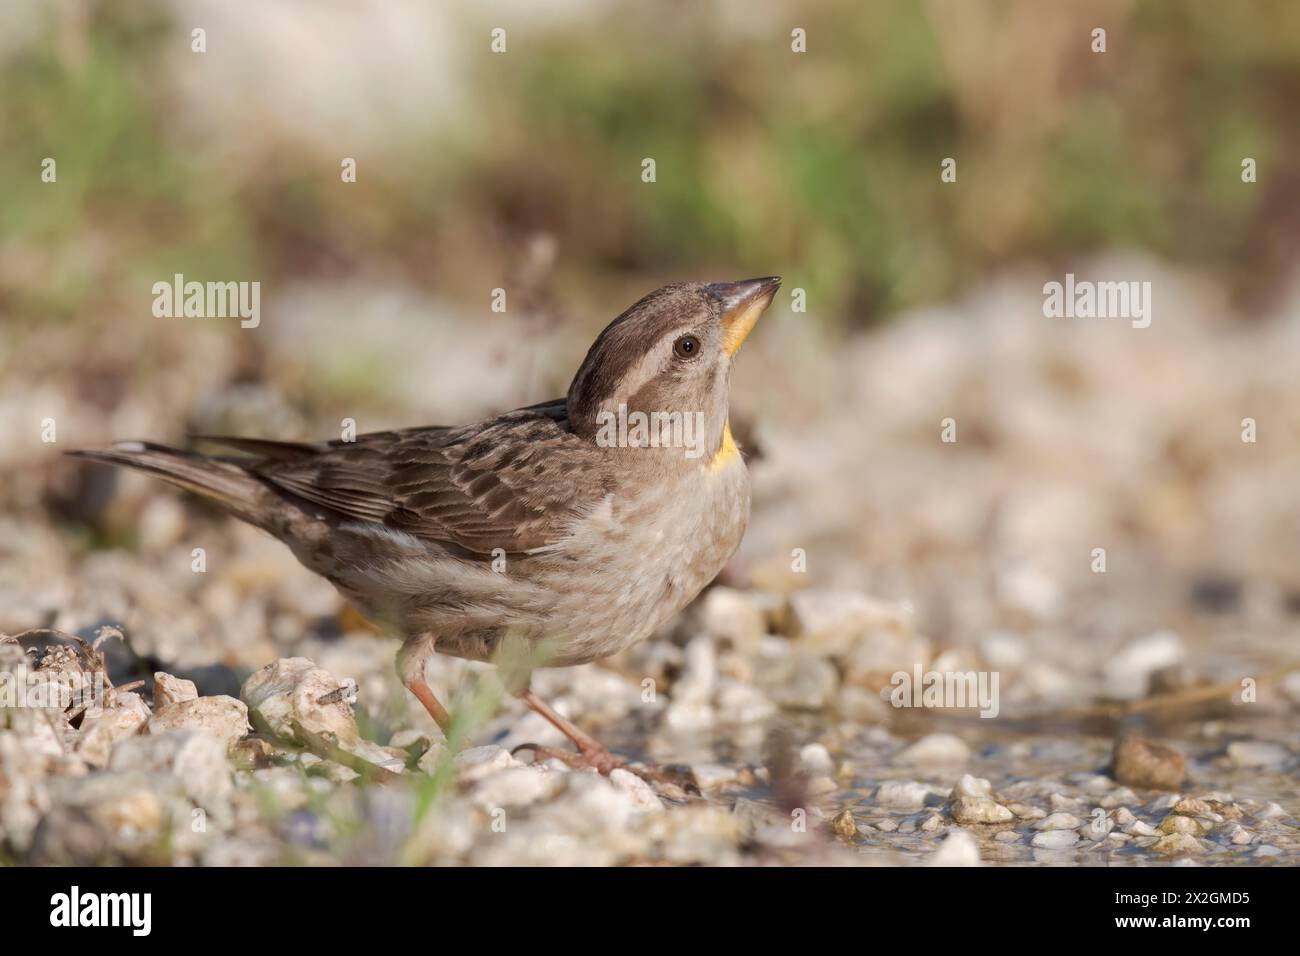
[247,401,610,555]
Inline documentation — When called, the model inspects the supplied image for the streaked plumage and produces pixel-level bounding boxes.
[70,277,780,771]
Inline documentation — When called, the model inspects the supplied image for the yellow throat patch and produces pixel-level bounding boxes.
[708,421,741,472]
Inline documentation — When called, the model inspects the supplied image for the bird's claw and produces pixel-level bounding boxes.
[511,741,627,774]
[510,742,696,800]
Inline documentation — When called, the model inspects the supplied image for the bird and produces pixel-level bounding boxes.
[69,276,780,774]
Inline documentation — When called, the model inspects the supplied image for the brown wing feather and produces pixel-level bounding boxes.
[249,400,609,555]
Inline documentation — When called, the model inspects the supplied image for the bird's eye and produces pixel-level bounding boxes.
[673,334,701,359]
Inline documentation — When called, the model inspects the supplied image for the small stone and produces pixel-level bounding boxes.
[838,684,890,721]
[1080,774,1113,795]
[996,562,1062,621]
[1048,792,1086,812]
[152,672,198,711]
[1033,812,1081,831]
[1255,802,1286,821]
[830,808,857,840]
[786,590,910,655]
[843,630,932,686]
[806,775,838,795]
[1104,631,1185,700]
[897,733,970,767]
[1124,819,1159,837]
[876,780,931,810]
[137,495,186,550]
[541,773,653,835]
[108,729,233,812]
[608,768,664,812]
[1281,670,1300,705]
[799,743,834,777]
[40,771,190,864]
[416,740,450,775]
[928,828,981,866]
[1225,741,1290,770]
[1153,832,1205,856]
[1078,813,1115,841]
[978,632,1027,670]
[470,766,562,809]
[1201,798,1243,821]
[1198,790,1235,803]
[1007,803,1047,821]
[919,812,946,832]
[691,763,739,790]
[1158,814,1208,836]
[1100,787,1139,808]
[1148,793,1182,812]
[1031,830,1078,849]
[950,774,995,799]
[241,658,360,753]
[149,695,250,752]
[699,587,767,649]
[454,745,523,782]
[1172,798,1213,817]
[993,830,1021,843]
[715,679,776,722]
[1111,735,1185,790]
[754,648,839,711]
[1227,824,1254,846]
[76,692,151,767]
[673,636,717,705]
[232,736,275,769]
[946,774,1014,824]
[951,780,987,801]
[662,698,715,731]
[1112,807,1136,827]
[1253,844,1281,858]
[387,728,432,751]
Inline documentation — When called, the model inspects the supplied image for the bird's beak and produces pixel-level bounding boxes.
[708,276,782,356]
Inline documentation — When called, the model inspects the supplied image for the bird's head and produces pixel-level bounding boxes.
[566,277,780,465]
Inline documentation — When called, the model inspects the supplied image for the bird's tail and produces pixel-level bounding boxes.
[66,441,272,529]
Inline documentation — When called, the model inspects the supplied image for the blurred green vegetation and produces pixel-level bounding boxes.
[2,0,1298,340]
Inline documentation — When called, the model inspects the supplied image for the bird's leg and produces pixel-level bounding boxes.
[406,678,452,733]
[513,691,695,797]
[397,636,452,734]
[513,689,627,774]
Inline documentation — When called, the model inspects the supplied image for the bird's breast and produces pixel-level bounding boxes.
[529,451,750,663]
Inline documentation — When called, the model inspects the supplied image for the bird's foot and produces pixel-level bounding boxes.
[511,689,697,798]
[511,741,697,799]
[511,740,627,775]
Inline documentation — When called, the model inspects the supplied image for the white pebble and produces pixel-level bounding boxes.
[928,828,981,866]
[1031,830,1078,849]
[876,780,931,810]
[1103,631,1185,700]
[799,743,834,777]
[1226,741,1290,770]
[1033,812,1081,831]
[898,733,970,766]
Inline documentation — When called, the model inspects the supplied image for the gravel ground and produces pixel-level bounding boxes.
[3,268,1299,866]
[2,583,1296,866]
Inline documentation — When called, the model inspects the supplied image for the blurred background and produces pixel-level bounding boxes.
[2,0,1299,711]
